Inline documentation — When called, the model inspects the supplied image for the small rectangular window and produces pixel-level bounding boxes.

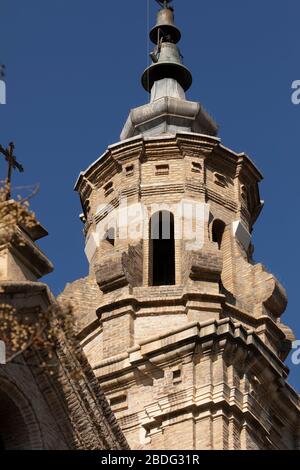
[156,164,169,176]
[109,394,127,411]
[172,369,182,384]
[191,161,202,173]
[104,181,113,197]
[241,184,248,203]
[125,164,134,177]
[104,227,115,247]
[214,172,228,188]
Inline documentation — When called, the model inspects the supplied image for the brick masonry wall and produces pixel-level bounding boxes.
[70,133,300,450]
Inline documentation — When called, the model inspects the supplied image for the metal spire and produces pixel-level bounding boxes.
[120,0,218,139]
[142,0,192,93]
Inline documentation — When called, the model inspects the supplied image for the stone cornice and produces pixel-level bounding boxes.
[74,133,263,231]
[94,318,288,379]
[0,280,54,299]
[94,318,300,419]
[74,133,219,195]
[0,234,53,280]
[96,289,226,319]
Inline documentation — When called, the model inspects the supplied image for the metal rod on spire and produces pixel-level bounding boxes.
[155,0,173,8]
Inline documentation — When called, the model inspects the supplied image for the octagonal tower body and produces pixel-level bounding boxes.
[62,3,300,450]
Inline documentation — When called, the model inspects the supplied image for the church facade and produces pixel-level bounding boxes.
[1,1,300,450]
[0,203,128,450]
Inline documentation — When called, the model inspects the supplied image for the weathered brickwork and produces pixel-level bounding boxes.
[68,131,300,450]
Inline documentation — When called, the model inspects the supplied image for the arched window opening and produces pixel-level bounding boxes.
[212,219,226,249]
[149,211,175,286]
[104,227,115,247]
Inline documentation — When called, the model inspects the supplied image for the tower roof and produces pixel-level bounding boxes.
[120,1,218,140]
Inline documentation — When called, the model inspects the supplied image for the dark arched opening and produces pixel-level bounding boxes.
[0,389,31,450]
[212,219,226,249]
[105,227,115,247]
[149,211,175,286]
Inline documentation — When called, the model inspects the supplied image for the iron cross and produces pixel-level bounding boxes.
[0,142,24,200]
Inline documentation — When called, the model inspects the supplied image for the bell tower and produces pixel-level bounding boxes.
[65,0,300,450]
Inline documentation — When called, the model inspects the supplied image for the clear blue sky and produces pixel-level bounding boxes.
[1,0,299,390]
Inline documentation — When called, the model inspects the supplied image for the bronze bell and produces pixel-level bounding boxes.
[142,3,192,93]
[150,7,181,44]
[141,42,192,92]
